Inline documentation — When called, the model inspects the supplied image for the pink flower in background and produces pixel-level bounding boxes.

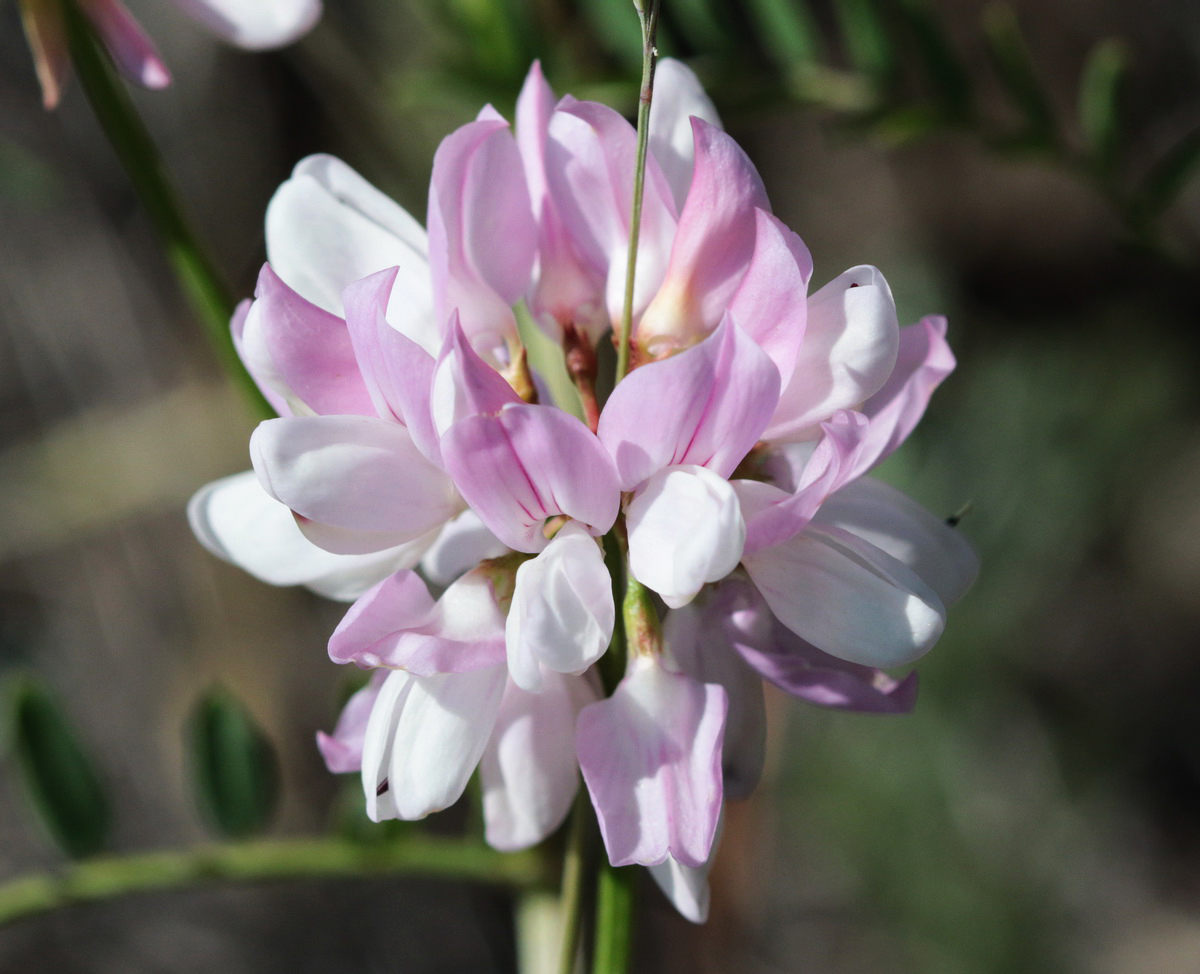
[19,0,322,109]
[190,58,979,922]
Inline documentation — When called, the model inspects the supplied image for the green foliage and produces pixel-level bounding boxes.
[1131,126,1200,232]
[188,687,279,840]
[1078,39,1128,178]
[982,5,1057,148]
[7,677,111,860]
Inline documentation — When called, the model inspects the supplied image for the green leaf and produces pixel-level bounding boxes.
[744,0,824,69]
[188,688,279,840]
[1130,127,1200,230]
[982,5,1057,146]
[8,678,111,859]
[895,0,973,122]
[833,0,896,88]
[1078,39,1128,176]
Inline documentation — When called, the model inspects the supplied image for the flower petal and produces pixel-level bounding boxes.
[430,317,522,436]
[441,403,620,552]
[599,318,780,489]
[80,0,170,89]
[577,656,726,868]
[647,58,722,212]
[419,510,509,588]
[743,524,946,668]
[814,476,978,606]
[188,471,425,600]
[480,672,597,851]
[626,466,745,609]
[250,415,461,554]
[648,853,713,924]
[506,523,614,692]
[360,669,413,821]
[764,265,899,442]
[20,0,72,110]
[316,671,385,773]
[169,0,321,49]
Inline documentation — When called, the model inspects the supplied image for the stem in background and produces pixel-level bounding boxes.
[563,323,602,433]
[61,1,272,419]
[555,793,593,974]
[615,0,662,384]
[591,862,637,974]
[0,834,551,928]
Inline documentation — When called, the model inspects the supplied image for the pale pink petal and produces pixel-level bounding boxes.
[231,297,292,418]
[19,0,71,110]
[316,671,385,773]
[726,209,813,380]
[80,0,170,89]
[598,318,780,489]
[265,156,434,350]
[441,403,620,552]
[545,99,677,326]
[419,510,509,588]
[648,852,713,925]
[740,410,869,555]
[480,672,597,851]
[852,315,956,475]
[427,117,536,361]
[169,0,321,49]
[245,264,375,417]
[664,593,766,800]
[506,523,613,691]
[764,265,900,442]
[250,415,461,554]
[636,120,770,357]
[430,318,522,437]
[814,477,978,606]
[626,466,745,609]
[386,666,508,819]
[189,471,429,600]
[743,524,946,668]
[648,58,722,211]
[577,656,726,868]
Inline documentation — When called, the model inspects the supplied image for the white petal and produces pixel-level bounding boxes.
[505,524,614,692]
[626,466,745,608]
[647,58,722,211]
[480,672,597,851]
[360,669,413,822]
[188,471,427,600]
[388,667,507,819]
[419,509,509,588]
[171,0,321,49]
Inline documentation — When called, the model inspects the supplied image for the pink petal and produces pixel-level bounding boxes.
[419,510,509,588]
[316,671,385,774]
[430,317,522,436]
[427,117,536,360]
[577,656,726,868]
[598,318,780,490]
[250,415,461,554]
[19,0,71,110]
[764,265,900,442]
[726,209,813,380]
[853,315,956,475]
[329,568,507,674]
[647,58,722,212]
[441,403,620,552]
[636,120,770,357]
[231,298,291,417]
[80,0,171,89]
[480,672,597,851]
[743,524,946,668]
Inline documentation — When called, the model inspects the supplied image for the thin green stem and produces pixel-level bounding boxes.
[615,0,662,384]
[555,792,593,974]
[61,1,272,418]
[0,834,551,928]
[591,861,637,974]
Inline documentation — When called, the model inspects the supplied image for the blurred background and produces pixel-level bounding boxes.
[2,0,1200,971]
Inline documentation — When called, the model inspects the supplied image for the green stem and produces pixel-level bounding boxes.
[591,861,637,974]
[555,793,593,974]
[61,1,272,419]
[0,834,551,928]
[615,0,662,384]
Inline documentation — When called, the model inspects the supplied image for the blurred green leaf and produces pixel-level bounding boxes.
[1130,127,1200,231]
[744,0,823,69]
[1078,39,1127,177]
[666,0,727,53]
[189,688,279,840]
[982,5,1057,147]
[8,678,111,859]
[833,0,895,89]
[895,0,973,122]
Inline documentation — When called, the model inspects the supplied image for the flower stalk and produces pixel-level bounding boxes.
[615,0,662,384]
[592,861,637,974]
[60,0,271,418]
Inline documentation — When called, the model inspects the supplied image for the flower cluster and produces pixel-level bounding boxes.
[20,0,321,109]
[189,60,978,921]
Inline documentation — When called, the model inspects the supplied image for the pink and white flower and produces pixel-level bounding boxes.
[190,58,978,922]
